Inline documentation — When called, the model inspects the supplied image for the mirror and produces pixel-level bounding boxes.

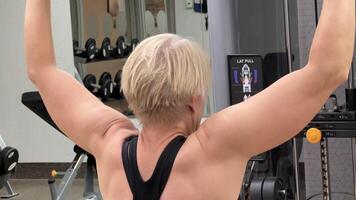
[70,0,211,117]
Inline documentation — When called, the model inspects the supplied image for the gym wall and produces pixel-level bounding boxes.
[0,0,76,162]
[174,0,210,54]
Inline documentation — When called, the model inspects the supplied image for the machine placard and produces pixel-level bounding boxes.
[228,55,263,104]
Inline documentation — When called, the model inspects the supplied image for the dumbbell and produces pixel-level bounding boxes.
[73,38,98,60]
[126,38,140,54]
[100,71,124,99]
[113,36,128,58]
[83,74,113,101]
[99,72,112,86]
[112,70,124,99]
[99,37,113,59]
[130,38,140,52]
[0,147,19,175]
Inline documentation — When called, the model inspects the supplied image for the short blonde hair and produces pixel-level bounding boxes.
[121,34,211,124]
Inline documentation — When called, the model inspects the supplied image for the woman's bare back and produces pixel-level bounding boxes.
[96,125,248,200]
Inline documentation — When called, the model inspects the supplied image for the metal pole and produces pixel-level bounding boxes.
[314,0,319,26]
[283,0,301,199]
[349,61,356,199]
[320,138,331,200]
[283,0,293,73]
[57,154,86,200]
[292,138,301,200]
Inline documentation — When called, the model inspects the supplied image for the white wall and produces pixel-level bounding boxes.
[174,0,210,54]
[0,0,76,162]
[207,0,237,112]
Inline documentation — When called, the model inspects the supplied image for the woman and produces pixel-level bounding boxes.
[24,0,355,199]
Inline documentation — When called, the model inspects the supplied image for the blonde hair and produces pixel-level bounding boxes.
[121,34,211,124]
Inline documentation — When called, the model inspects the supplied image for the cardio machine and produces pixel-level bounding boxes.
[21,91,102,200]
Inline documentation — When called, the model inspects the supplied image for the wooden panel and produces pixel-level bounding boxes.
[82,0,119,44]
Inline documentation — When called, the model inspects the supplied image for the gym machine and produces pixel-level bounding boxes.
[230,53,295,200]
[295,74,356,200]
[232,0,298,199]
[292,0,356,199]
[0,135,19,199]
[21,92,102,200]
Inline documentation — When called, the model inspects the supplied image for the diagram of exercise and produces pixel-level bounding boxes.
[241,64,252,93]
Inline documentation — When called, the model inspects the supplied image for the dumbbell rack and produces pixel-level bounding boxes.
[75,58,130,112]
[73,37,139,65]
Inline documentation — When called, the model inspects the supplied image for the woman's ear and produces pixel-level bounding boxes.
[188,99,195,113]
[188,96,202,113]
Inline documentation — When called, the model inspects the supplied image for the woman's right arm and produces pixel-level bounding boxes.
[25,0,135,156]
[196,0,355,160]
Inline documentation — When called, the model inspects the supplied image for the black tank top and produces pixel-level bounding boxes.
[122,135,186,200]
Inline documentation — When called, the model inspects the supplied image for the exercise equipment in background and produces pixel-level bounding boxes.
[0,135,19,199]
[73,38,98,61]
[112,70,124,100]
[297,70,356,200]
[294,1,356,198]
[229,54,296,200]
[73,37,139,62]
[83,73,114,102]
[114,36,128,58]
[130,39,139,52]
[99,37,112,59]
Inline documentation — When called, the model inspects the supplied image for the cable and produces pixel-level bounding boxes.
[314,0,319,25]
[306,192,354,200]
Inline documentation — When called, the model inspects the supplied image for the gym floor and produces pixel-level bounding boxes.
[0,179,99,200]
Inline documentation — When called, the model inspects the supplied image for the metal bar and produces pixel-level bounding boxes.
[283,0,301,199]
[0,135,6,150]
[292,138,301,200]
[57,154,86,200]
[84,158,95,195]
[134,0,145,40]
[283,0,293,73]
[78,0,84,48]
[166,0,176,33]
[314,0,319,25]
[320,138,331,200]
[0,181,20,198]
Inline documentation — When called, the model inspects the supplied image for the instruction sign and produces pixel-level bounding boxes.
[228,55,264,104]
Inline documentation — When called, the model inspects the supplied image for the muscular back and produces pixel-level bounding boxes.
[97,124,248,200]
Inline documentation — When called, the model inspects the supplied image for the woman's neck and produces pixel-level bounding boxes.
[139,121,189,151]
